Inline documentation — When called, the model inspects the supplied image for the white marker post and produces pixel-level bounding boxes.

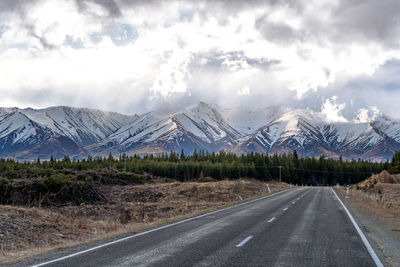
[267,184,271,193]
[346,185,349,199]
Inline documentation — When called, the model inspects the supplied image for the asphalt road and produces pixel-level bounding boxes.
[25,187,380,267]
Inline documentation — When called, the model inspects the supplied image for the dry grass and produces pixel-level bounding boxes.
[344,187,400,224]
[339,171,400,225]
[0,179,289,264]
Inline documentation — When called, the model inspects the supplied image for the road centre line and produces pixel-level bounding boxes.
[236,236,253,247]
[268,217,276,223]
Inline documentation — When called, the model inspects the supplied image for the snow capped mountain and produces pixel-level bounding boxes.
[0,106,135,159]
[232,108,399,161]
[1,102,400,161]
[87,102,242,155]
[21,106,135,145]
[0,108,53,154]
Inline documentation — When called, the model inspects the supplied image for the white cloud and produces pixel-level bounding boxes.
[321,96,347,122]
[354,108,370,123]
[238,85,250,96]
[354,106,381,123]
[0,0,400,115]
[149,44,192,98]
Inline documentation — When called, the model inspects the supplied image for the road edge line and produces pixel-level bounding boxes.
[331,188,383,267]
[31,188,292,267]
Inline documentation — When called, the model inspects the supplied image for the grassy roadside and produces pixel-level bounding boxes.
[1,179,289,264]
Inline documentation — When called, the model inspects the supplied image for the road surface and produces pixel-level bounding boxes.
[24,187,381,267]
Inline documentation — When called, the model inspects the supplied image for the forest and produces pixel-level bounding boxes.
[0,150,395,206]
[0,150,390,186]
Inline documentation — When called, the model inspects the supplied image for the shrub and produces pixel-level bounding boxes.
[40,174,77,192]
[116,172,145,183]
[198,176,215,183]
[0,178,14,203]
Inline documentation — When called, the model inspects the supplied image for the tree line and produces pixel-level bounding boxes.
[0,150,389,186]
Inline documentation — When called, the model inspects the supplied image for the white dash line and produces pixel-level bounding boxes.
[283,207,288,211]
[268,217,276,223]
[292,201,296,204]
[297,197,300,200]
[236,236,253,247]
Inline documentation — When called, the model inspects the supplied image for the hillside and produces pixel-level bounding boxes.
[352,171,400,210]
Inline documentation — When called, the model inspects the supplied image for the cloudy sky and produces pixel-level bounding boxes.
[1,0,400,121]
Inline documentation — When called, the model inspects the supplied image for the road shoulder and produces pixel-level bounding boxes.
[334,188,400,267]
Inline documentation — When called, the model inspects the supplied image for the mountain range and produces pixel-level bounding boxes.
[1,102,399,161]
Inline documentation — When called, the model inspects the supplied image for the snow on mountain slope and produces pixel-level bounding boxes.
[371,114,400,142]
[88,102,242,155]
[21,106,135,145]
[217,105,287,135]
[322,122,382,150]
[0,110,51,147]
[181,102,242,141]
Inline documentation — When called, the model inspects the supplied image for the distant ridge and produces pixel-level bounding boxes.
[1,102,399,161]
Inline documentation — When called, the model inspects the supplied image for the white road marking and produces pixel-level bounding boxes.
[292,201,296,204]
[31,189,292,267]
[268,217,276,223]
[236,236,253,247]
[297,197,300,200]
[331,189,383,267]
[283,207,288,211]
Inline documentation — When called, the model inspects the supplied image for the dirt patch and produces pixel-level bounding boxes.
[357,170,400,187]
[0,179,289,264]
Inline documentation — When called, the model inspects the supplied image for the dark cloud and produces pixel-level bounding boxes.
[331,0,400,47]
[22,22,57,50]
[75,0,121,17]
[255,19,300,44]
[252,0,400,48]
[190,51,279,71]
[0,0,39,13]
